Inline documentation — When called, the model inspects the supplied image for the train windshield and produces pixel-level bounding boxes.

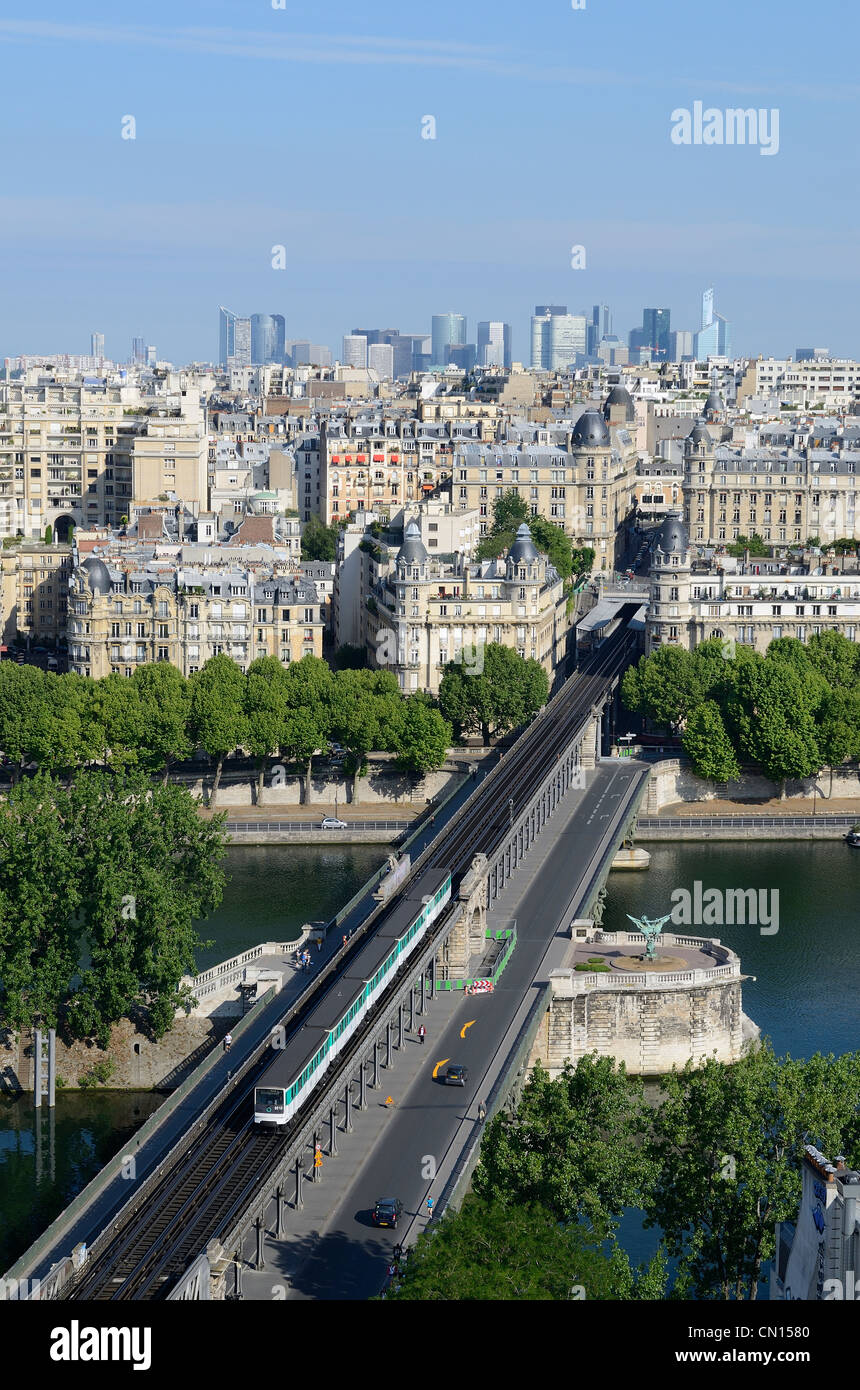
[255,1087,285,1114]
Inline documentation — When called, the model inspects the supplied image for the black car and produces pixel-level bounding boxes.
[444,1064,469,1087]
[372,1198,403,1228]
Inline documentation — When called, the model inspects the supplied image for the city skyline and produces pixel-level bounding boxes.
[0,0,858,365]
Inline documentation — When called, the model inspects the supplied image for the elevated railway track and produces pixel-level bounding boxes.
[63,618,639,1299]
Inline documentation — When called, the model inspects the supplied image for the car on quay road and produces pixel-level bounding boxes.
[372,1198,403,1229]
[321,817,348,830]
[443,1064,469,1087]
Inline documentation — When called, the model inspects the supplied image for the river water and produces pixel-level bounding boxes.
[1,840,856,1277]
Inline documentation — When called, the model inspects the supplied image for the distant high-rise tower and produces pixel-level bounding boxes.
[477,321,512,369]
[548,314,587,370]
[342,334,368,368]
[132,336,145,365]
[530,305,568,369]
[431,314,466,367]
[642,308,671,358]
[91,332,104,359]
[368,343,395,378]
[695,288,731,359]
[220,308,251,367]
[146,346,157,367]
[251,313,286,365]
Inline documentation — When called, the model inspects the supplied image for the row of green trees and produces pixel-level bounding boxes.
[389,1046,860,1300]
[0,656,454,798]
[0,771,227,1044]
[475,491,594,579]
[622,631,860,790]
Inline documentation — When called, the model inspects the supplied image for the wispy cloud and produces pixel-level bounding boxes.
[0,18,850,99]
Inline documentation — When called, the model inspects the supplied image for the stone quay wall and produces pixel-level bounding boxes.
[643,760,860,814]
[528,932,754,1077]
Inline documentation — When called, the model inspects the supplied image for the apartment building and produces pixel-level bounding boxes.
[681,400,860,548]
[645,513,860,654]
[0,543,73,646]
[739,357,860,410]
[359,520,568,694]
[68,554,323,679]
[450,390,639,571]
[0,383,207,540]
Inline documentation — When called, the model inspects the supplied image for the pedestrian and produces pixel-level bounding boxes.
[426,1196,434,1218]
[223,1032,232,1053]
[477,1101,487,1123]
[418,1023,426,1045]
[316,936,322,952]
[342,934,348,950]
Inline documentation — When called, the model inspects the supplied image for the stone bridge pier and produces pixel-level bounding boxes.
[437,854,488,980]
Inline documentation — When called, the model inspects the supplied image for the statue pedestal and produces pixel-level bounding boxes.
[612,953,689,973]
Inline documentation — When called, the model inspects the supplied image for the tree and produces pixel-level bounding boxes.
[725,660,821,796]
[726,533,769,558]
[474,492,573,578]
[80,674,143,771]
[281,655,333,802]
[301,514,338,562]
[328,668,400,799]
[570,545,595,577]
[0,665,50,780]
[0,771,228,1044]
[816,687,860,791]
[473,1057,655,1237]
[439,644,548,745]
[0,775,83,1028]
[386,1197,637,1301]
[334,643,368,670]
[44,524,53,545]
[806,629,860,691]
[681,701,740,783]
[392,695,451,776]
[645,1043,860,1300]
[189,655,247,801]
[244,656,288,802]
[528,515,573,580]
[131,663,192,782]
[621,646,705,732]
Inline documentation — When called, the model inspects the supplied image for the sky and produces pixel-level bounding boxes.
[1,0,858,365]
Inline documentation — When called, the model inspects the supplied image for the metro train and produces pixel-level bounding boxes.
[253,871,452,1125]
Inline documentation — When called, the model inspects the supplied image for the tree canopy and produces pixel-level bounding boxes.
[439,643,549,744]
[0,771,227,1044]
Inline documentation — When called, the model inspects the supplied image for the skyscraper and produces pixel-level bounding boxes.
[642,308,671,357]
[251,313,286,365]
[530,305,568,369]
[431,314,466,367]
[132,337,145,365]
[91,332,104,359]
[477,321,512,369]
[342,334,368,368]
[219,308,251,367]
[368,343,395,378]
[695,288,731,359]
[548,314,587,370]
[146,346,157,367]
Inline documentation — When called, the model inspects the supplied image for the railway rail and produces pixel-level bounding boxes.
[64,620,638,1300]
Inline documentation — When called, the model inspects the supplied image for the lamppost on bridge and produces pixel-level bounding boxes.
[508,798,514,828]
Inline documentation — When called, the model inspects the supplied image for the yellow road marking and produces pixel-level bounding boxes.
[460,1020,476,1039]
[432,1058,449,1078]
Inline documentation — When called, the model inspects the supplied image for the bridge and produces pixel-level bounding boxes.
[2,607,649,1302]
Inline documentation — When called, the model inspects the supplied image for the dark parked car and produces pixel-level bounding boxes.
[444,1064,469,1087]
[372,1198,403,1229]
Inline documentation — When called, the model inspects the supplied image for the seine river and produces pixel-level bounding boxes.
[0,841,856,1276]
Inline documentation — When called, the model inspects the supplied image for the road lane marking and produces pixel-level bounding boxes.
[432,1058,449,1078]
[460,1020,476,1039]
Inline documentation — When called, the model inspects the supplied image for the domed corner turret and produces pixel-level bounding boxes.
[80,556,112,596]
[571,409,611,448]
[703,389,723,421]
[509,522,540,565]
[603,385,635,424]
[396,520,429,566]
[655,513,690,556]
[686,418,712,449]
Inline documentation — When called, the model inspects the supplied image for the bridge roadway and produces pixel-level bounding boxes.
[38,616,640,1300]
[240,758,648,1300]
